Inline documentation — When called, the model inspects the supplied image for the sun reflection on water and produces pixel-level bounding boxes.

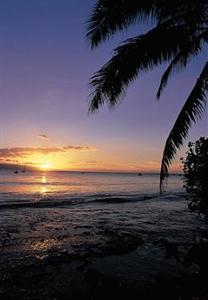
[40,173,49,194]
[41,173,47,184]
[41,186,48,194]
[29,238,60,251]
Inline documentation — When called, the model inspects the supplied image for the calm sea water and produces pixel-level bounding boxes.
[0,170,203,285]
[0,170,183,205]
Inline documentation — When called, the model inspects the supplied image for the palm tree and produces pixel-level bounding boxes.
[86,0,208,191]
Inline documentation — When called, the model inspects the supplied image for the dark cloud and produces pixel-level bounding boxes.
[0,158,19,163]
[5,158,19,163]
[38,134,48,140]
[64,145,96,152]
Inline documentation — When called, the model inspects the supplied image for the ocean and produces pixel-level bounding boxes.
[0,170,205,296]
[0,170,183,205]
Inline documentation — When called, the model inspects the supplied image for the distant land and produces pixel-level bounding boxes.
[0,163,37,171]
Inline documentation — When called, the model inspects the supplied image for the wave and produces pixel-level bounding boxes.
[0,191,187,210]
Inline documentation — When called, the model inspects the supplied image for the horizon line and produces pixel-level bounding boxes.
[0,164,182,175]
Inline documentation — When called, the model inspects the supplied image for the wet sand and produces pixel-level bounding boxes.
[0,193,208,299]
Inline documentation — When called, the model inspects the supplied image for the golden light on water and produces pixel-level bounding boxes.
[29,238,61,251]
[41,174,47,184]
[41,186,48,194]
[40,173,48,194]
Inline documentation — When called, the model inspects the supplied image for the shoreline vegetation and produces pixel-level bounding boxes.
[0,192,208,299]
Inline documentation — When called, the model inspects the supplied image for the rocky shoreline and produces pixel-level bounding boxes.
[0,194,208,299]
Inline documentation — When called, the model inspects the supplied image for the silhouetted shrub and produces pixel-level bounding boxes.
[182,137,208,214]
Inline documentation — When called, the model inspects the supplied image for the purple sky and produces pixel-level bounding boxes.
[0,0,207,172]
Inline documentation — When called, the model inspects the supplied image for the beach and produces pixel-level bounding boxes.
[0,171,208,299]
[1,0,208,298]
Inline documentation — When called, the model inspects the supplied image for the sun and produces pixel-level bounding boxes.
[40,162,51,171]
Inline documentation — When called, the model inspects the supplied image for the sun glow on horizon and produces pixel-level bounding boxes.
[0,145,182,173]
[39,162,51,170]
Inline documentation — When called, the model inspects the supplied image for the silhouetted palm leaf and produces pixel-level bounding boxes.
[156,45,201,99]
[156,29,208,99]
[160,62,208,191]
[87,0,206,48]
[86,0,158,48]
[87,0,208,189]
[89,21,194,112]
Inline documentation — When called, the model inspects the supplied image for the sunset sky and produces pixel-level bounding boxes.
[0,0,207,173]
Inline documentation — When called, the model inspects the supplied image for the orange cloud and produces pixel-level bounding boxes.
[0,145,96,160]
[68,160,102,166]
[0,147,63,158]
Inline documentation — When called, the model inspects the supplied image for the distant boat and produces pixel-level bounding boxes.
[137,173,143,176]
[21,170,26,173]
[14,170,19,174]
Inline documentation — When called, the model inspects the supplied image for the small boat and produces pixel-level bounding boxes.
[14,170,19,174]
[137,172,143,176]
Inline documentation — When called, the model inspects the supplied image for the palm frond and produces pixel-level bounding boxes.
[157,0,207,24]
[156,43,202,99]
[86,0,206,48]
[89,22,193,113]
[86,0,159,48]
[160,62,208,191]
